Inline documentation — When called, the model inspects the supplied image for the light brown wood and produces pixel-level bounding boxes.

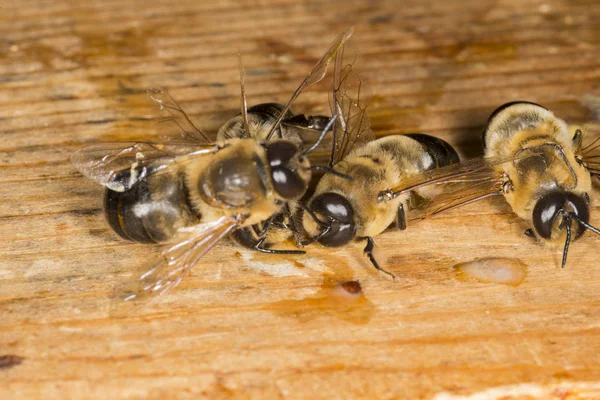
[2,0,600,399]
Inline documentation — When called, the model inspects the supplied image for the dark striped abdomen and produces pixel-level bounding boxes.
[405,133,459,169]
[481,101,547,150]
[217,103,299,144]
[104,169,198,243]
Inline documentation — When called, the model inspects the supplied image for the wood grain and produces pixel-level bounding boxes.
[1,0,600,398]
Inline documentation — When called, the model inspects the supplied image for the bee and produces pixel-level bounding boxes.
[378,101,600,268]
[71,28,354,309]
[217,101,338,253]
[300,41,460,279]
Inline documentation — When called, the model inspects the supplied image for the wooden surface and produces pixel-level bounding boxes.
[2,0,600,399]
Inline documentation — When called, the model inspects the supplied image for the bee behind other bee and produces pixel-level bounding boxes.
[72,28,355,310]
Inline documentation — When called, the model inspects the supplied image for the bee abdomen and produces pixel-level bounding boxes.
[248,103,292,121]
[405,133,459,168]
[217,103,295,142]
[482,101,547,149]
[104,170,197,243]
[217,103,302,146]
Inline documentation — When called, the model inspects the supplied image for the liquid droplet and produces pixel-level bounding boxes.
[454,258,527,286]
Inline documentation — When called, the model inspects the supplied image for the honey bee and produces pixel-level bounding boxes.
[71,28,354,309]
[218,102,338,253]
[378,102,600,268]
[300,41,460,279]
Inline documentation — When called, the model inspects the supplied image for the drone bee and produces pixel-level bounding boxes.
[378,101,600,268]
[217,101,338,253]
[71,28,353,308]
[302,135,459,279]
[300,42,460,279]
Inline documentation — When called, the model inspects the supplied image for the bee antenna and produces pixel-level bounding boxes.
[560,213,572,269]
[570,213,600,235]
[302,113,338,156]
[297,202,333,246]
[309,165,354,181]
[301,224,332,246]
[297,202,328,226]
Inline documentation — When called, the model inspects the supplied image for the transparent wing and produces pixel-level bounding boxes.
[379,155,516,200]
[331,37,374,164]
[148,85,212,143]
[266,27,355,140]
[71,141,220,191]
[378,156,517,221]
[576,122,600,176]
[407,172,505,221]
[110,216,240,317]
[237,53,252,138]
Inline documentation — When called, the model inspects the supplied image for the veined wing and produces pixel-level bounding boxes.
[407,172,505,221]
[266,27,355,140]
[378,155,518,201]
[331,36,373,164]
[378,155,519,221]
[148,85,212,143]
[71,141,221,192]
[110,215,240,317]
[576,122,600,176]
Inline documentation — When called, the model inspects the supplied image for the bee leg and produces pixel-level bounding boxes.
[361,237,396,281]
[283,204,304,248]
[524,228,535,238]
[305,115,334,131]
[253,216,306,255]
[396,204,407,231]
[283,114,333,132]
[254,237,306,255]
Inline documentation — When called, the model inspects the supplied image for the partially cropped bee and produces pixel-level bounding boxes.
[378,102,600,268]
[218,102,337,253]
[300,42,460,279]
[71,28,354,308]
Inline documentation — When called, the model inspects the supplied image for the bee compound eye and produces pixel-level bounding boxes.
[532,191,567,239]
[310,192,356,247]
[271,167,306,200]
[266,140,300,168]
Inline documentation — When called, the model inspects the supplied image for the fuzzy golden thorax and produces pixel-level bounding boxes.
[185,138,282,228]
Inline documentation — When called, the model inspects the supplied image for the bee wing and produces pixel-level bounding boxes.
[381,155,515,197]
[148,85,212,143]
[380,156,517,221]
[111,216,240,317]
[71,141,220,192]
[407,173,505,221]
[576,123,600,176]
[266,27,355,140]
[331,35,374,164]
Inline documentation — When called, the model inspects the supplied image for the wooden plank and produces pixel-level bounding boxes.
[1,0,600,398]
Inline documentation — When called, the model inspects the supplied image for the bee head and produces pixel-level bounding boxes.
[308,192,356,247]
[532,191,589,241]
[532,190,595,268]
[265,140,311,200]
